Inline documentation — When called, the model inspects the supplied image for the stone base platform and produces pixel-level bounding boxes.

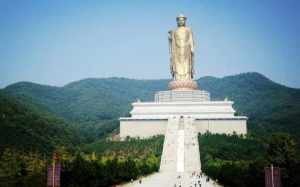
[119,101,247,139]
[155,90,210,102]
[168,80,198,90]
[120,117,247,139]
[120,85,247,139]
[128,101,237,119]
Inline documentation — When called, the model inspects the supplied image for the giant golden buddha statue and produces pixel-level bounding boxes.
[168,14,198,90]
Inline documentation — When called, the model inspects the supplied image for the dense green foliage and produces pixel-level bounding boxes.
[0,91,164,186]
[0,92,79,154]
[199,133,300,187]
[0,148,46,187]
[61,154,159,187]
[61,136,164,187]
[83,136,164,158]
[3,79,167,142]
[0,136,164,187]
[3,72,300,144]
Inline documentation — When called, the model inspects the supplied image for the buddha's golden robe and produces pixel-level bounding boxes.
[169,26,194,81]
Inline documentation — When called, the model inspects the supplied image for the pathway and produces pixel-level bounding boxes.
[119,116,222,187]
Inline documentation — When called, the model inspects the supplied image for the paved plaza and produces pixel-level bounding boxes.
[120,171,221,187]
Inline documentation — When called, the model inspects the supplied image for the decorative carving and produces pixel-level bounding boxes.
[168,80,198,90]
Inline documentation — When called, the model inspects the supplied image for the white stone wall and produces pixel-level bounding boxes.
[120,118,247,139]
[120,98,247,138]
[130,101,236,119]
[195,119,247,135]
[120,119,168,139]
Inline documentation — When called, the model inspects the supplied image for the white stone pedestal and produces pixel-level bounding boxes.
[155,90,210,102]
[120,93,247,139]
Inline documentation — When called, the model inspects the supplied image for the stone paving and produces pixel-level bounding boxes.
[119,116,222,187]
[120,171,221,187]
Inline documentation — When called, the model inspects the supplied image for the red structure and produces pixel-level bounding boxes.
[47,153,61,187]
[265,165,281,187]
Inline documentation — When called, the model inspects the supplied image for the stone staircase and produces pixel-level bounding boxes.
[159,116,179,172]
[184,116,201,172]
[160,116,201,173]
[120,116,222,187]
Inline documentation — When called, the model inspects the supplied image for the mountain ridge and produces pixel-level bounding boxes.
[6,72,298,91]
[3,72,300,143]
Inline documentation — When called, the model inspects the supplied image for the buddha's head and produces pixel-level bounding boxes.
[176,14,187,27]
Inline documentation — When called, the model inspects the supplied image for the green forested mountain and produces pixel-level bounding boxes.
[3,72,300,142]
[1,72,300,187]
[3,79,168,141]
[0,91,79,154]
[198,73,300,139]
[4,79,167,123]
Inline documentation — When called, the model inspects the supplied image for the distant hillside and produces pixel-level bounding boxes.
[0,91,79,154]
[198,73,300,138]
[4,79,168,123]
[3,72,300,142]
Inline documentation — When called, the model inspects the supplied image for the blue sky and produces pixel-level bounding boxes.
[0,0,299,88]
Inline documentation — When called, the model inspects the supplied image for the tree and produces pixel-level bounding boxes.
[267,133,297,168]
[0,148,21,179]
[267,133,299,186]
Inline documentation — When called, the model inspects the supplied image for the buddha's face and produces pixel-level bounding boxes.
[177,18,186,27]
